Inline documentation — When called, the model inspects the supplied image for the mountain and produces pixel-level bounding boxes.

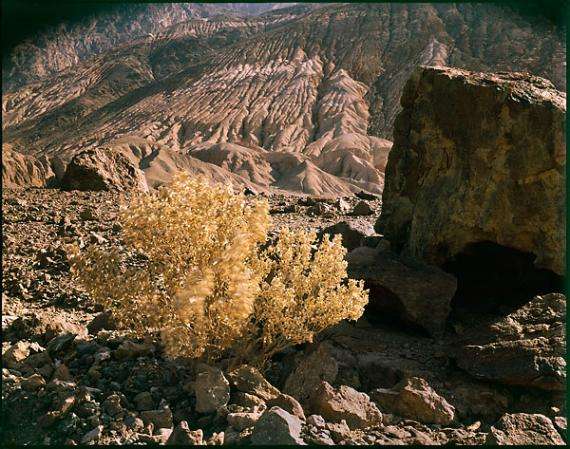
[2,2,565,195]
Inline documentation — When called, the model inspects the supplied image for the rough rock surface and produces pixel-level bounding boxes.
[60,148,149,192]
[377,66,566,275]
[194,364,230,414]
[370,377,455,425]
[310,381,383,429]
[453,293,566,391]
[347,247,457,336]
[486,413,565,445]
[250,407,305,445]
[2,146,56,189]
[319,221,375,252]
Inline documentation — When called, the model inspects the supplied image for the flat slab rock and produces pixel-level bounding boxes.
[453,293,566,391]
[347,246,457,336]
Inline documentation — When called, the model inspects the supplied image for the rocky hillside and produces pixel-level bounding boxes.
[2,3,565,195]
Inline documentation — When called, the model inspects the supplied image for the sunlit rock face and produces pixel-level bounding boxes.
[377,66,566,276]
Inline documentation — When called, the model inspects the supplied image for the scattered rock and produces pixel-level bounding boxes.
[230,392,266,411]
[553,416,566,439]
[103,394,123,417]
[487,413,565,445]
[351,201,374,216]
[228,366,280,401]
[87,312,117,335]
[140,407,173,429]
[283,342,340,405]
[81,425,103,444]
[21,373,46,391]
[114,341,153,360]
[133,391,154,411]
[250,406,305,445]
[319,221,374,252]
[370,377,455,425]
[267,393,306,420]
[310,381,382,429]
[167,421,203,445]
[194,364,230,414]
[227,412,262,431]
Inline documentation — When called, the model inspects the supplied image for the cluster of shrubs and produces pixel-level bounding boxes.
[70,173,368,368]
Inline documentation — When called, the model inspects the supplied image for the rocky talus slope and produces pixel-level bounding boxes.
[2,188,566,445]
[2,3,565,195]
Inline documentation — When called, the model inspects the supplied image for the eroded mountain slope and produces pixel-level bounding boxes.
[2,3,565,195]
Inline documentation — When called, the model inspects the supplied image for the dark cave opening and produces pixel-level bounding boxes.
[443,241,564,317]
[362,283,432,336]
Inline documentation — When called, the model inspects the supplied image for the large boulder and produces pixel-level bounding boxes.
[377,66,566,276]
[453,293,566,391]
[61,148,149,192]
[347,246,457,336]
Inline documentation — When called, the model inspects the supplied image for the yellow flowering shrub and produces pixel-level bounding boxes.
[69,172,368,366]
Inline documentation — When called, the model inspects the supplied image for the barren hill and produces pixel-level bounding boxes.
[2,3,565,195]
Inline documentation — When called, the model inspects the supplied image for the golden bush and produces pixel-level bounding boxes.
[69,172,368,366]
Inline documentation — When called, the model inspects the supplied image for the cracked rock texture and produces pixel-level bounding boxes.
[377,66,566,275]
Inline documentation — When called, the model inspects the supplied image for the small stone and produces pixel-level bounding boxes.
[227,412,261,431]
[167,421,203,445]
[124,415,144,431]
[87,312,116,335]
[194,364,230,414]
[307,414,326,428]
[134,391,154,411]
[155,428,173,444]
[21,373,46,391]
[114,340,153,360]
[52,363,73,381]
[267,393,305,420]
[57,395,76,415]
[231,392,266,411]
[487,413,565,445]
[79,208,96,220]
[356,191,378,201]
[351,201,374,216]
[141,407,173,429]
[89,232,107,244]
[310,381,382,429]
[207,432,224,445]
[370,377,455,425]
[325,420,352,442]
[250,406,305,445]
[228,365,280,401]
[103,393,123,416]
[81,425,103,444]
